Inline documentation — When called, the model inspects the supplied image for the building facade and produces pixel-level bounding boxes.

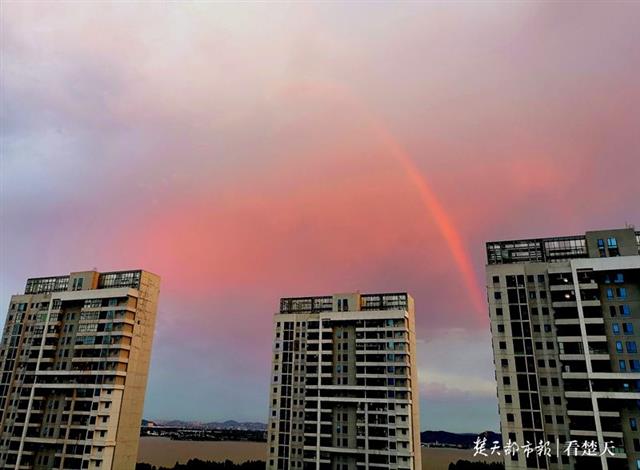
[267,292,421,470]
[487,228,640,470]
[0,270,160,469]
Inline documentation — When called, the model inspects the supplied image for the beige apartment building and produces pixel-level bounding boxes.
[0,270,160,470]
[267,292,421,470]
[487,228,640,470]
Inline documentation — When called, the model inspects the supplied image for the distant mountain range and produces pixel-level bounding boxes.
[142,419,498,445]
[421,430,502,448]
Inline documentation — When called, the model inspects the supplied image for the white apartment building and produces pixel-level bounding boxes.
[0,270,160,470]
[487,228,640,470]
[267,292,421,470]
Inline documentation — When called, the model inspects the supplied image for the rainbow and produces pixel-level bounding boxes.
[285,81,486,315]
[375,126,486,315]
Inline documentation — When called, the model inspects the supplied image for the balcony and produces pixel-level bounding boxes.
[555,317,604,326]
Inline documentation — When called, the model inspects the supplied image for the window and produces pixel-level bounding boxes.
[608,237,619,255]
[613,323,621,334]
[503,377,511,385]
[84,299,102,308]
[499,341,507,350]
[631,418,638,431]
[497,324,505,333]
[505,394,512,403]
[494,292,502,300]
[501,359,509,367]
[597,239,606,257]
[632,360,640,372]
[617,341,624,353]
[493,276,500,284]
[625,323,635,335]
[496,308,503,316]
[509,305,520,319]
[607,288,614,300]
[622,305,632,316]
[507,413,514,422]
[620,360,627,371]
[618,288,628,299]
[544,324,552,333]
[615,273,625,283]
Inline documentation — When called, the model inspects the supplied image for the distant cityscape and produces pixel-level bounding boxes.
[141,419,268,432]
[140,419,501,450]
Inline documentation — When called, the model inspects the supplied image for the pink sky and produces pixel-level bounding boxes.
[2,2,639,432]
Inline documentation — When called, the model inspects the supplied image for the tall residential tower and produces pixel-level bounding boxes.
[0,270,160,469]
[267,292,421,470]
[487,228,640,470]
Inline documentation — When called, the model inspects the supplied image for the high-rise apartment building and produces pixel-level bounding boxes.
[267,292,421,470]
[0,270,160,470]
[487,228,640,470]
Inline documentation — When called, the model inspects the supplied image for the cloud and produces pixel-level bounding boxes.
[418,329,496,399]
[2,2,639,432]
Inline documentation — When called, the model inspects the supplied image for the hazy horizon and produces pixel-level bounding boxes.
[141,417,499,433]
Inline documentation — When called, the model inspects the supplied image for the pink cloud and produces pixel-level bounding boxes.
[2,1,639,429]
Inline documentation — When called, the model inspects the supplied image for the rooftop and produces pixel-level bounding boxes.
[279,292,409,314]
[24,270,144,294]
[486,229,640,265]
